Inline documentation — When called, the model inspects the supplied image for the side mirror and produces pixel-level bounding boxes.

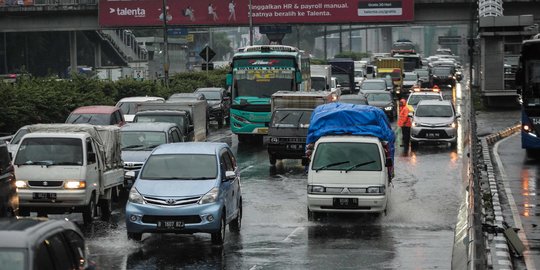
[226,73,233,86]
[88,152,96,163]
[408,112,413,117]
[295,71,303,83]
[385,158,393,167]
[336,84,342,88]
[225,171,236,181]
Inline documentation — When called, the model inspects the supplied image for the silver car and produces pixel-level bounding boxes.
[410,100,460,149]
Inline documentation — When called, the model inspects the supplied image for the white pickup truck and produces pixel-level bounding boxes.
[13,124,124,224]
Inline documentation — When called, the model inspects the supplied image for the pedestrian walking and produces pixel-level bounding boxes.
[397,98,412,150]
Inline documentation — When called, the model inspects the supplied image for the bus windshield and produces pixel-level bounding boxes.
[233,58,296,98]
[524,60,540,106]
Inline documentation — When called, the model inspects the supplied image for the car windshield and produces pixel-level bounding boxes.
[311,77,327,91]
[134,115,185,129]
[121,131,167,150]
[415,104,454,117]
[10,128,29,144]
[339,95,367,105]
[312,142,382,171]
[407,95,442,106]
[366,93,392,102]
[117,102,139,115]
[433,67,452,76]
[14,137,83,166]
[361,81,385,90]
[404,74,417,81]
[197,91,221,100]
[0,249,26,270]
[141,154,217,180]
[66,113,111,125]
[271,110,312,128]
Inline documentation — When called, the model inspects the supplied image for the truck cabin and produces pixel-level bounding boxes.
[133,111,192,140]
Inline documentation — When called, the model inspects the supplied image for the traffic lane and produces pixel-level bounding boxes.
[495,134,540,269]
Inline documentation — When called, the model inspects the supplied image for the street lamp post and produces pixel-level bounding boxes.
[161,0,170,88]
[249,0,253,46]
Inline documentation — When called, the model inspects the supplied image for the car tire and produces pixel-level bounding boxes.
[218,116,224,128]
[99,198,112,221]
[211,214,226,245]
[225,115,230,125]
[307,208,319,221]
[238,134,248,143]
[127,232,142,241]
[83,194,97,225]
[229,200,242,232]
[450,141,457,149]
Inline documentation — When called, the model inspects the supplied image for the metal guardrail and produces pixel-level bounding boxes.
[33,0,96,5]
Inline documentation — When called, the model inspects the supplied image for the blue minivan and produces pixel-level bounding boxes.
[125,142,242,244]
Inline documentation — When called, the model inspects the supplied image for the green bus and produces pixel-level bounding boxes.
[226,45,310,144]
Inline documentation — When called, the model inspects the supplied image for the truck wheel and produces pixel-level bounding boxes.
[229,200,242,232]
[18,207,30,217]
[269,154,277,166]
[99,198,112,221]
[127,232,142,241]
[225,115,230,125]
[111,186,119,203]
[211,213,226,245]
[238,134,248,143]
[218,116,224,128]
[307,208,319,221]
[83,194,97,225]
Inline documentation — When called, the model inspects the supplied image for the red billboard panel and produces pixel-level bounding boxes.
[99,0,414,27]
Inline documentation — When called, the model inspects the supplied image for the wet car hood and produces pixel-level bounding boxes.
[413,116,454,126]
[207,100,221,106]
[122,150,152,163]
[135,179,217,197]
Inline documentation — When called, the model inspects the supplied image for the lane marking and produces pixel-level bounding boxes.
[240,165,254,173]
[493,134,536,270]
[282,226,305,242]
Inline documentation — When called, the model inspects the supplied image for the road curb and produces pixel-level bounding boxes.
[480,124,520,270]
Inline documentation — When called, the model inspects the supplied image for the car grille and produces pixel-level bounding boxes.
[419,123,450,128]
[141,215,202,224]
[324,187,371,194]
[143,195,200,207]
[28,181,63,187]
[124,162,144,170]
[417,129,452,139]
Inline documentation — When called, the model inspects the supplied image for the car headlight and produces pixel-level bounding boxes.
[212,104,222,109]
[128,187,144,204]
[199,187,219,204]
[15,180,27,188]
[384,106,393,111]
[367,186,385,194]
[269,137,279,143]
[232,114,249,123]
[64,181,86,189]
[308,185,325,193]
[450,122,457,128]
[412,121,418,127]
[125,170,136,179]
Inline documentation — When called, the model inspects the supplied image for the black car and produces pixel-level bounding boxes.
[194,87,231,128]
[0,141,17,217]
[364,90,397,121]
[432,66,456,88]
[0,218,96,269]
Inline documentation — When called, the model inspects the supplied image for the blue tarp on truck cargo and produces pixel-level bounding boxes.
[306,102,395,159]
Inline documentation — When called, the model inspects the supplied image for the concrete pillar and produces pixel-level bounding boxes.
[380,27,393,53]
[94,42,102,68]
[69,31,78,74]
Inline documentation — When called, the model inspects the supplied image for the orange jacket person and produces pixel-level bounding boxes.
[398,98,412,149]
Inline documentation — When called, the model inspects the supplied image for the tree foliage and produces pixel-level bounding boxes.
[334,51,370,60]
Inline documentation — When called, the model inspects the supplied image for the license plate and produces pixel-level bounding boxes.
[426,133,440,138]
[32,193,57,200]
[157,220,184,229]
[286,144,303,150]
[333,198,358,209]
[257,127,268,134]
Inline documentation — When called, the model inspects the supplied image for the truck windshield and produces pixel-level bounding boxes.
[121,131,167,150]
[135,115,185,129]
[14,138,83,166]
[312,142,382,171]
[10,128,29,144]
[333,74,350,87]
[361,81,386,90]
[117,102,138,115]
[311,77,326,91]
[271,110,312,128]
[0,249,26,270]
[66,113,111,125]
[141,154,217,180]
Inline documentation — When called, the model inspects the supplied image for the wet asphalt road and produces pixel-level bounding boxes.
[54,84,469,269]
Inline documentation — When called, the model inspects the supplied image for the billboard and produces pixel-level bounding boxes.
[99,0,414,27]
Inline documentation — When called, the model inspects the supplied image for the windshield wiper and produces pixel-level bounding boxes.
[344,160,376,172]
[190,177,215,180]
[16,160,54,167]
[122,145,145,150]
[296,111,305,129]
[50,161,81,166]
[314,161,350,172]
[278,113,291,123]
[144,144,162,150]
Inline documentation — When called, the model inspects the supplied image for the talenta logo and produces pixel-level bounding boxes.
[110,7,146,18]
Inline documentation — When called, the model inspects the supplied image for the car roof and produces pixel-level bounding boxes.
[135,110,187,115]
[117,96,165,103]
[169,93,203,98]
[71,105,119,114]
[417,99,453,106]
[0,218,81,249]
[362,79,385,83]
[121,122,178,132]
[152,142,228,155]
[363,90,390,94]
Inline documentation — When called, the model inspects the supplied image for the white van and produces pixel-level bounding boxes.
[307,135,392,219]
